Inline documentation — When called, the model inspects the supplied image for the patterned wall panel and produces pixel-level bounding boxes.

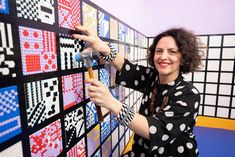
[16,0,55,25]
[0,86,21,144]
[82,2,97,35]
[0,22,17,78]
[29,119,62,156]
[24,78,60,128]
[58,0,81,29]
[19,26,57,75]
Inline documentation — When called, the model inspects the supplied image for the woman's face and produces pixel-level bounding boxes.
[154,36,182,80]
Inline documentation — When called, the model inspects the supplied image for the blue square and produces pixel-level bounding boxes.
[0,0,9,14]
[0,85,21,143]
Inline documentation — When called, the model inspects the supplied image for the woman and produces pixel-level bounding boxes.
[73,25,203,157]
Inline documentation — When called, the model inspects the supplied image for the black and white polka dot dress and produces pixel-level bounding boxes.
[116,59,200,157]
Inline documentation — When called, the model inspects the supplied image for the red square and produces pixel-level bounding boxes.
[25,54,41,72]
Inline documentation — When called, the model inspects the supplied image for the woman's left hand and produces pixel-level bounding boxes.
[86,78,116,110]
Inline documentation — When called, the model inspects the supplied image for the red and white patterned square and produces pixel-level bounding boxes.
[58,0,81,29]
[67,138,86,157]
[19,26,57,75]
[29,120,62,157]
[62,73,83,110]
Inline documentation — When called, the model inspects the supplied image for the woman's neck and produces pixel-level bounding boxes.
[159,74,179,84]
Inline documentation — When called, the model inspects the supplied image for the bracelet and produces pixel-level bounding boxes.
[100,43,117,62]
[117,103,135,127]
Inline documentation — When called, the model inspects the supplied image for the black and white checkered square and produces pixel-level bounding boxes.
[16,0,39,21]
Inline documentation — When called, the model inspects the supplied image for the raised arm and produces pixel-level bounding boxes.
[72,25,124,71]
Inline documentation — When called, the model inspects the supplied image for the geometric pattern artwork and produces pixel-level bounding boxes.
[0,141,23,157]
[118,22,126,42]
[24,77,60,128]
[0,0,9,14]
[62,73,83,110]
[101,114,111,143]
[67,137,86,157]
[98,11,110,38]
[59,34,83,70]
[102,136,111,157]
[29,120,62,157]
[19,26,57,75]
[58,0,81,29]
[64,106,85,149]
[16,0,55,25]
[100,68,110,88]
[82,2,97,35]
[110,17,118,40]
[111,113,118,131]
[86,101,98,130]
[0,85,21,144]
[87,124,100,157]
[0,22,17,78]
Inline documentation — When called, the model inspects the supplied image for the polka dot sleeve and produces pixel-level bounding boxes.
[115,59,156,92]
[146,87,200,152]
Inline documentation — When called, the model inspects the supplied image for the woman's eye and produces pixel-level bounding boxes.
[155,50,162,54]
[169,51,176,54]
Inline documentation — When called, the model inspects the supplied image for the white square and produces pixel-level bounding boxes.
[208,48,221,59]
[219,85,231,95]
[182,73,192,81]
[217,107,229,118]
[198,36,208,47]
[221,61,234,71]
[209,36,222,47]
[193,72,205,82]
[222,48,235,59]
[223,35,235,46]
[199,105,203,115]
[232,97,235,107]
[220,72,233,83]
[200,95,204,104]
[205,95,216,105]
[203,106,215,116]
[218,96,230,107]
[193,83,204,93]
[207,60,220,71]
[206,72,218,83]
[231,109,235,119]
[201,60,207,70]
[205,84,217,94]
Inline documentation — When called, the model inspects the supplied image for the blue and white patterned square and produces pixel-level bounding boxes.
[0,0,9,14]
[86,101,98,129]
[98,11,110,38]
[99,68,110,87]
[101,114,111,142]
[0,85,21,144]
[119,22,127,42]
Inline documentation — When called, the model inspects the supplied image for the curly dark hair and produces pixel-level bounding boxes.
[148,28,203,73]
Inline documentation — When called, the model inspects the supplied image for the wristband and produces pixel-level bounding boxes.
[100,43,117,62]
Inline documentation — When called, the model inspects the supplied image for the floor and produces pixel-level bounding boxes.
[194,126,235,157]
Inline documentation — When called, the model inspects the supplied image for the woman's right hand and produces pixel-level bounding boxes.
[72,25,110,55]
